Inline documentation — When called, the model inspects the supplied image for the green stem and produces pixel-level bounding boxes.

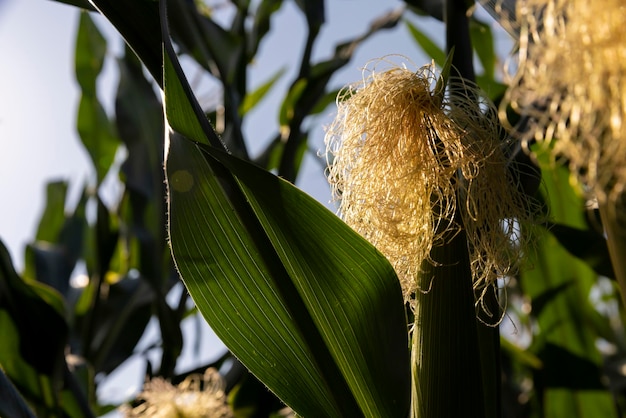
[445,0,475,83]
[444,1,502,417]
[412,228,485,418]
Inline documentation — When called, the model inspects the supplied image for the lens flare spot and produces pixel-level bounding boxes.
[171,170,194,193]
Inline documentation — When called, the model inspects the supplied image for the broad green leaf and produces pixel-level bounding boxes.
[203,144,411,415]
[167,135,356,416]
[405,19,446,67]
[168,134,410,416]
[161,5,410,414]
[239,67,286,116]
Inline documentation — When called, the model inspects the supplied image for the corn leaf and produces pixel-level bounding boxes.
[161,1,410,415]
[75,12,119,183]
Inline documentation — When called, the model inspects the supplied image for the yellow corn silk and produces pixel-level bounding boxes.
[502,0,626,205]
[122,368,233,418]
[325,57,538,316]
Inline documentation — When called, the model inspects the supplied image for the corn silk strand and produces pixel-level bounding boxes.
[501,0,626,208]
[325,57,539,319]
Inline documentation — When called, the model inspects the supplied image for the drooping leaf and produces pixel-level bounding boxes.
[168,134,411,416]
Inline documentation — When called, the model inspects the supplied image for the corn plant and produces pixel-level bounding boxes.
[2,0,626,417]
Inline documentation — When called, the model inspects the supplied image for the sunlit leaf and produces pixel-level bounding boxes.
[160,3,410,413]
